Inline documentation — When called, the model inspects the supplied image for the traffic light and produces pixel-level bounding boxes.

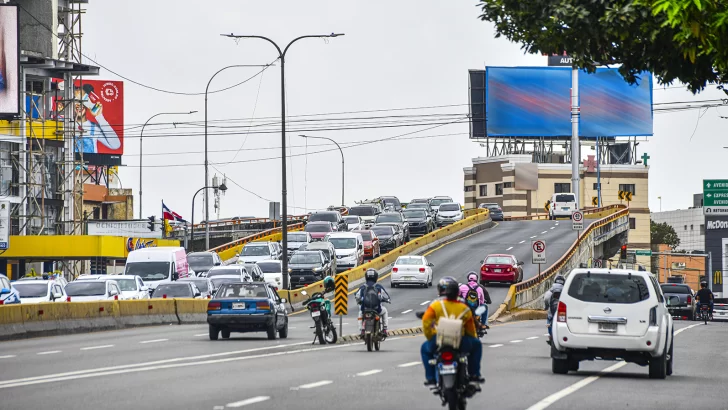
[620,245,627,260]
[147,215,156,232]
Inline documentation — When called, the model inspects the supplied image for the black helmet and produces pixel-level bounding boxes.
[554,275,566,285]
[437,276,459,300]
[701,281,708,288]
[365,268,378,282]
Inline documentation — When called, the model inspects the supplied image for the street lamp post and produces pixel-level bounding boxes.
[190,182,228,252]
[139,111,197,219]
[220,32,344,285]
[204,64,269,250]
[300,134,344,206]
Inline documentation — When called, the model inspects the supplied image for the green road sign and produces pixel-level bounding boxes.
[703,180,728,213]
[635,250,652,256]
[703,180,728,192]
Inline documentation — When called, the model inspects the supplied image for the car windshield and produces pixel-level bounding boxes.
[309,213,338,223]
[485,256,514,265]
[13,283,48,297]
[328,238,357,249]
[660,284,691,294]
[555,194,575,203]
[124,262,170,281]
[152,284,193,298]
[403,210,426,219]
[567,273,650,304]
[242,245,269,256]
[430,198,451,207]
[377,214,401,223]
[407,203,427,209]
[290,253,322,264]
[439,204,460,212]
[186,253,213,266]
[349,206,376,216]
[383,198,400,206]
[396,257,424,266]
[357,231,372,241]
[371,226,393,236]
[487,205,501,211]
[66,282,106,296]
[207,268,241,278]
[288,233,308,242]
[218,283,268,298]
[114,278,138,291]
[343,216,360,224]
[305,223,332,233]
[211,277,242,288]
[181,279,209,292]
[257,262,281,273]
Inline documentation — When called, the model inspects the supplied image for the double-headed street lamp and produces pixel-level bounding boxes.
[300,134,344,206]
[139,111,197,219]
[220,32,344,279]
[191,179,228,252]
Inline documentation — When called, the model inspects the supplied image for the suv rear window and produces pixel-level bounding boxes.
[567,273,650,304]
[660,284,692,295]
[309,212,339,223]
[555,194,575,203]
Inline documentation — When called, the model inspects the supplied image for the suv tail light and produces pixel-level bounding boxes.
[649,306,657,326]
[419,268,425,273]
[687,295,692,305]
[557,301,567,322]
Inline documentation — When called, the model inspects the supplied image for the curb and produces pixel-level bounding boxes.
[337,326,423,343]
[492,309,547,324]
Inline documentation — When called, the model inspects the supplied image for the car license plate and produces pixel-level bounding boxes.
[405,276,415,281]
[494,269,501,273]
[311,310,321,317]
[440,364,457,375]
[562,207,569,210]
[232,303,246,310]
[598,322,617,333]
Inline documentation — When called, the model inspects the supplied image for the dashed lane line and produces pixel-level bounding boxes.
[36,351,61,355]
[297,380,333,389]
[402,309,413,314]
[226,396,271,407]
[0,355,16,359]
[506,247,514,251]
[80,345,114,351]
[526,336,539,340]
[510,340,523,343]
[530,236,537,239]
[489,344,504,348]
[420,300,431,306]
[541,231,548,234]
[519,240,525,244]
[139,339,168,344]
[550,227,555,230]
[398,362,421,368]
[194,333,207,337]
[356,369,382,377]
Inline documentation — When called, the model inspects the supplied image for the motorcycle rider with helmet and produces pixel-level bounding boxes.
[544,275,565,343]
[695,281,714,317]
[459,271,492,332]
[421,276,484,386]
[355,268,391,336]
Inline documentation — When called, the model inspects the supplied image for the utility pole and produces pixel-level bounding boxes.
[571,67,581,205]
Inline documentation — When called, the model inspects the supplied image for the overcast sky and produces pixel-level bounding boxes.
[81,0,726,220]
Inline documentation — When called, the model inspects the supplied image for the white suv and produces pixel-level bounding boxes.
[551,268,675,379]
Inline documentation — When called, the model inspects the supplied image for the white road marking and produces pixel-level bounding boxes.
[541,231,548,234]
[519,240,525,244]
[550,227,555,230]
[298,380,333,389]
[36,351,61,355]
[510,340,523,343]
[526,336,539,340]
[0,355,16,359]
[194,333,207,337]
[0,341,312,388]
[506,247,513,251]
[543,333,549,337]
[398,361,420,368]
[80,345,114,351]
[555,223,559,226]
[139,339,168,344]
[402,309,413,314]
[420,300,431,306]
[530,235,537,239]
[525,324,700,410]
[356,369,382,377]
[226,396,271,407]
[489,344,504,348]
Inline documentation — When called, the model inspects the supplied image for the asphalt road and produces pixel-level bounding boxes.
[1,319,724,410]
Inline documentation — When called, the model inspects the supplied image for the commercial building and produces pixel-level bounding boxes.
[650,207,705,252]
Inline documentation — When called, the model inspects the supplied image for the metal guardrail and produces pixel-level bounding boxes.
[503,204,625,221]
[175,215,310,232]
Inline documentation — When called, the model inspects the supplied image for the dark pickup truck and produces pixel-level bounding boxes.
[660,283,695,320]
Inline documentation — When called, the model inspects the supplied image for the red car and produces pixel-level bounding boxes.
[304,221,336,241]
[353,229,380,259]
[480,254,524,284]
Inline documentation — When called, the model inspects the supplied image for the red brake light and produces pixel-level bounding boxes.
[687,295,692,305]
[0,300,3,305]
[419,268,425,273]
[256,301,271,310]
[207,302,221,311]
[557,301,567,322]
[66,296,71,302]
[114,295,118,301]
[441,351,454,363]
[392,267,398,272]
[163,294,167,299]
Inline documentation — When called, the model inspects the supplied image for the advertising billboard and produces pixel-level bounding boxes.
[0,5,19,117]
[477,66,653,138]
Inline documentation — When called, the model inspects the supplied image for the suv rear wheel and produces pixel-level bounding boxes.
[649,348,667,379]
[552,357,570,374]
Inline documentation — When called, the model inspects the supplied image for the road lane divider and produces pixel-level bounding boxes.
[356,369,382,377]
[80,345,114,351]
[297,380,334,390]
[397,362,420,368]
[225,396,271,408]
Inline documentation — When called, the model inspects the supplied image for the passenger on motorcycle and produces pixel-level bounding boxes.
[421,276,484,386]
[355,269,391,336]
[695,281,714,316]
[459,272,492,331]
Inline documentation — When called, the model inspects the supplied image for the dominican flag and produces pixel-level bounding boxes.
[162,202,187,223]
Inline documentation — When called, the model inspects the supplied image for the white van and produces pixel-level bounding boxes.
[549,192,578,220]
[324,232,364,272]
[124,247,191,293]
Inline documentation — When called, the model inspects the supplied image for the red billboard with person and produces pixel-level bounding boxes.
[73,80,124,156]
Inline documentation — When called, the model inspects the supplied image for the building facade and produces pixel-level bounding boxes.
[650,208,705,252]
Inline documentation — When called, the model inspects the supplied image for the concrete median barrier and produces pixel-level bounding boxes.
[117,299,178,327]
[175,298,209,324]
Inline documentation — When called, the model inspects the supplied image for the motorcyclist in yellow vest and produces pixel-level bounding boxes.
[421,276,484,385]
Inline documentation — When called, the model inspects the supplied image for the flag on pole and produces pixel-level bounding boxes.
[162,201,187,223]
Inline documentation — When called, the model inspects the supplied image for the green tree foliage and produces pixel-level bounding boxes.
[651,220,681,249]
[478,0,728,93]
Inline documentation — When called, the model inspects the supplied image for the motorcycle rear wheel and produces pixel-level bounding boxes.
[444,388,461,410]
[315,320,326,345]
[366,334,373,351]
[374,337,380,351]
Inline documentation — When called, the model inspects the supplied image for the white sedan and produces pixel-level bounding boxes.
[343,215,364,231]
[390,255,434,288]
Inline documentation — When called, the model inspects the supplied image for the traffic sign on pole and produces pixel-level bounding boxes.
[703,179,728,214]
[334,273,348,338]
[532,240,546,264]
[572,210,584,231]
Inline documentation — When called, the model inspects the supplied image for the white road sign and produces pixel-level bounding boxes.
[87,220,162,238]
[572,210,584,231]
[532,240,546,264]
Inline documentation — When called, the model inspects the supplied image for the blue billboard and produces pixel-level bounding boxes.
[483,66,653,138]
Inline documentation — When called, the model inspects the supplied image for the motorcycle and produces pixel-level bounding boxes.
[416,305,485,410]
[301,290,338,345]
[361,300,390,351]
